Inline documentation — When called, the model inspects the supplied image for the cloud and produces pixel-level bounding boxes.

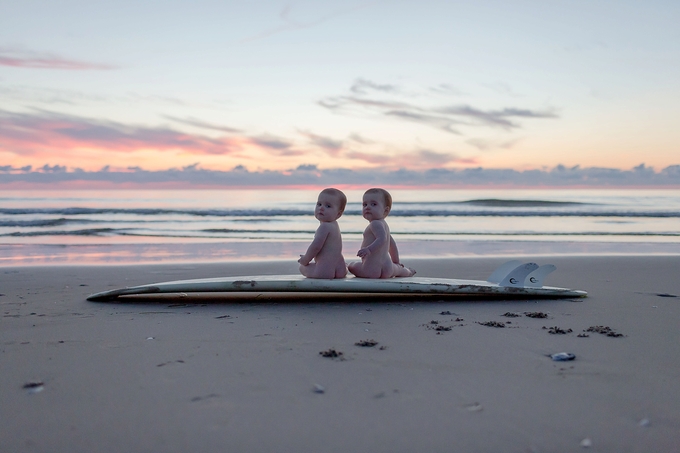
[350,78,401,95]
[435,105,556,129]
[6,165,33,172]
[295,130,468,166]
[295,164,319,171]
[1,164,678,188]
[383,110,464,134]
[481,82,523,97]
[345,149,477,168]
[348,133,373,144]
[162,115,243,133]
[429,84,464,96]
[0,85,106,106]
[298,131,344,156]
[0,109,242,155]
[0,85,195,109]
[318,96,410,112]
[0,48,116,70]
[248,134,292,150]
[465,137,522,151]
[245,134,308,157]
[319,82,558,134]
[0,109,410,163]
[39,164,67,173]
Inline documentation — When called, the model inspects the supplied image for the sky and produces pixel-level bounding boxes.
[1,0,679,187]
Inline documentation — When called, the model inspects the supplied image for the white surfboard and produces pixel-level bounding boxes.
[86,262,587,301]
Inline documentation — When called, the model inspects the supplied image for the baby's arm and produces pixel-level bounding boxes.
[389,235,400,264]
[357,221,388,257]
[299,224,330,265]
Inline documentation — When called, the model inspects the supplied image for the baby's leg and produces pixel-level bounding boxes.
[348,261,380,278]
[335,260,348,278]
[299,263,317,277]
[391,263,416,278]
[348,261,362,277]
[301,262,340,279]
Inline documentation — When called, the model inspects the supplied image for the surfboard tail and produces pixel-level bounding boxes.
[488,261,558,289]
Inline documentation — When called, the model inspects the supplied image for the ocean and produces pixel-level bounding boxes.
[2,189,679,266]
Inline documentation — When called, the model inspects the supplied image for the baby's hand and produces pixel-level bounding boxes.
[298,255,309,265]
[357,248,370,258]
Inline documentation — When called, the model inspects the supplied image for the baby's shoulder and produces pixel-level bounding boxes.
[368,219,388,232]
[318,220,340,232]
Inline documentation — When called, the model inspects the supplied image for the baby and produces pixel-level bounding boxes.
[298,188,348,279]
[348,188,416,279]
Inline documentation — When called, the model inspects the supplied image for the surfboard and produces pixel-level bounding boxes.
[86,261,587,301]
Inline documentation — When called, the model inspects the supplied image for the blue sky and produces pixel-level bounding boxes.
[1,0,679,187]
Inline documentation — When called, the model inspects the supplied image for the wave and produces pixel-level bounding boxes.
[1,207,678,218]
[3,229,678,238]
[401,199,593,207]
[0,218,98,227]
[6,228,118,237]
[0,207,309,217]
[387,210,680,218]
[202,228,312,234]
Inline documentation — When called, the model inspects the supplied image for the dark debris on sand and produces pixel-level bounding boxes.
[421,320,460,333]
[586,325,624,337]
[525,311,549,318]
[502,312,521,317]
[477,321,506,328]
[544,326,573,334]
[319,348,344,359]
[355,339,379,347]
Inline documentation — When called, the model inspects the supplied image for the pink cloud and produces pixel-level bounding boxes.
[0,110,243,156]
[0,49,116,70]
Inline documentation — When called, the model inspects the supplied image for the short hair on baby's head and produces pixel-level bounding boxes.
[320,188,347,213]
[364,188,392,209]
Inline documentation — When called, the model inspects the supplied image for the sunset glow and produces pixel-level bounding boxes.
[1,0,678,187]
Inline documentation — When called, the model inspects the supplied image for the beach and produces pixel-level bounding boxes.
[2,255,679,452]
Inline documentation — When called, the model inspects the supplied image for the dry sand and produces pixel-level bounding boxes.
[2,256,679,452]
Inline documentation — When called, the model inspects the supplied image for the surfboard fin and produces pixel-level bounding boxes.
[524,264,556,288]
[487,260,523,283]
[499,263,539,288]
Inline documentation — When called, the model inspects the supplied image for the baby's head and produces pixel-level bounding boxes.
[315,188,347,222]
[362,188,392,220]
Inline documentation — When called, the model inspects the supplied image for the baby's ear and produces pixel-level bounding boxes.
[384,205,391,215]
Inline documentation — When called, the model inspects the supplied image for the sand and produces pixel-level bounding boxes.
[2,256,679,452]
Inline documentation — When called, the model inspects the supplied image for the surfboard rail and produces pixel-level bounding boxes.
[86,262,587,302]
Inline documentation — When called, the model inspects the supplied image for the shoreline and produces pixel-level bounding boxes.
[3,239,680,267]
[2,256,679,452]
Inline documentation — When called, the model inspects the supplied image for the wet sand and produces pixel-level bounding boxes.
[2,256,679,452]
